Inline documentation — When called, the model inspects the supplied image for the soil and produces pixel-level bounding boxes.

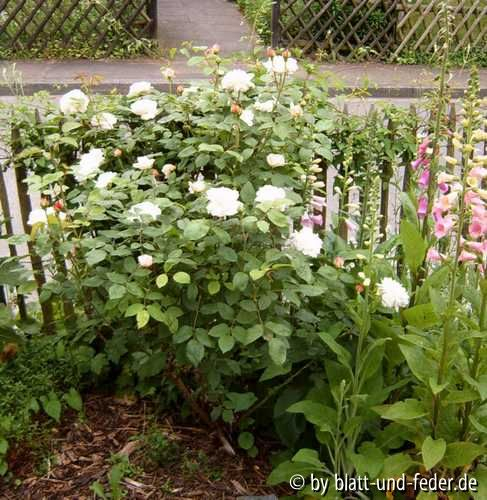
[0,394,281,499]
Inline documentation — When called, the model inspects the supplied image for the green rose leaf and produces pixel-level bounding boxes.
[268,337,287,365]
[86,249,107,266]
[186,339,205,366]
[156,274,168,288]
[184,220,210,240]
[174,272,191,284]
[109,284,126,300]
[136,309,150,329]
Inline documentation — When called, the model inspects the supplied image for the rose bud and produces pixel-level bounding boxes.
[334,256,345,268]
[176,85,185,95]
[231,102,242,114]
[282,49,291,59]
[355,283,365,294]
[138,254,153,268]
[266,47,276,58]
[54,200,64,211]
[113,148,123,157]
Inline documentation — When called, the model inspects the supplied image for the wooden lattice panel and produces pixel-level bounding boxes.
[277,0,399,58]
[0,0,155,56]
[275,0,487,59]
[394,0,487,57]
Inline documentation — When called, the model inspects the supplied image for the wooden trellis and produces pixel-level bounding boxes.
[393,0,487,58]
[272,0,487,59]
[0,0,157,56]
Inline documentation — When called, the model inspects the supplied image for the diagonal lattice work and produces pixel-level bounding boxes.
[274,0,487,60]
[394,0,487,58]
[0,0,156,57]
[275,0,399,59]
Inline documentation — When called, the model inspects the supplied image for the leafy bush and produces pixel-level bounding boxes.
[0,335,82,475]
[3,48,487,495]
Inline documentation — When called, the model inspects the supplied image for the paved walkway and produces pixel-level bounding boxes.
[156,0,252,54]
[1,60,485,97]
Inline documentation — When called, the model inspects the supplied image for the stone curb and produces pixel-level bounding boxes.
[1,81,485,98]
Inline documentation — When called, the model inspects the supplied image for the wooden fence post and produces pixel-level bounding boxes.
[271,0,281,48]
[380,117,395,241]
[149,0,158,38]
[11,125,55,331]
[0,169,27,320]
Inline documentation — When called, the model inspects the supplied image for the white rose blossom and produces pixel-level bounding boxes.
[138,254,153,268]
[162,163,176,178]
[263,56,298,75]
[254,99,275,112]
[128,201,161,222]
[90,112,117,130]
[240,109,254,127]
[95,171,117,189]
[221,69,254,93]
[288,227,322,258]
[73,148,105,182]
[28,208,48,226]
[128,81,152,97]
[377,278,409,311]
[162,68,175,80]
[255,185,287,209]
[133,156,155,170]
[130,98,158,120]
[59,89,89,114]
[207,187,242,217]
[266,153,286,168]
[189,174,207,194]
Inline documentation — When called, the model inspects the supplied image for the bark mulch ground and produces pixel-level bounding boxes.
[0,394,281,499]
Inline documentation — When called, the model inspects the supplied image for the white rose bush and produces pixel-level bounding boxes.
[5,50,487,491]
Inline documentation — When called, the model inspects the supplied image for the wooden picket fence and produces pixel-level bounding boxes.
[0,0,157,56]
[271,0,487,59]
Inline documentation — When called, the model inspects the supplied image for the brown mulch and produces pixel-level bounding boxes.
[0,394,280,499]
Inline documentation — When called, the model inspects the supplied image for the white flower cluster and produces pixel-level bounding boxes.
[206,187,242,217]
[221,69,254,93]
[255,185,287,210]
[263,55,298,75]
[287,227,322,258]
[59,89,89,114]
[128,201,161,222]
[73,149,105,182]
[377,278,409,311]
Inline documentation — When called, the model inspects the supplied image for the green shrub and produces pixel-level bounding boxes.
[0,335,82,474]
[3,50,487,494]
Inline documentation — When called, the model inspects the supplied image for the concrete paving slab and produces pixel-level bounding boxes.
[1,59,485,97]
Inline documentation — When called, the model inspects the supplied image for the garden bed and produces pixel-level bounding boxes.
[0,394,278,499]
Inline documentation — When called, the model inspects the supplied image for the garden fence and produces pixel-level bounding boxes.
[271,0,487,60]
[1,103,482,328]
[0,0,157,56]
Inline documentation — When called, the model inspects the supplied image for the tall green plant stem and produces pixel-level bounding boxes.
[432,116,473,436]
[421,6,450,242]
[461,289,487,439]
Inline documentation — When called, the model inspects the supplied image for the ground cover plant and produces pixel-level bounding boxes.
[0,40,487,498]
